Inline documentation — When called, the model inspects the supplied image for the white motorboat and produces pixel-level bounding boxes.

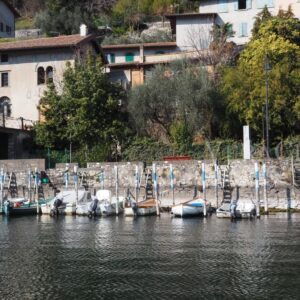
[124,198,158,216]
[97,189,124,216]
[41,190,91,216]
[216,201,256,219]
[171,198,209,218]
[76,197,101,217]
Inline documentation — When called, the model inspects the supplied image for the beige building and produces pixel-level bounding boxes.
[0,31,101,159]
[0,0,20,38]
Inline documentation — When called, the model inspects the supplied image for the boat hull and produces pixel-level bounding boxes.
[124,206,157,216]
[171,198,207,218]
[3,201,38,216]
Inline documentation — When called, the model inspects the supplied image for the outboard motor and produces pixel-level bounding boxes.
[88,198,99,218]
[50,197,63,217]
[230,202,237,219]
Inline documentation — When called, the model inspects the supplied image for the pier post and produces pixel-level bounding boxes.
[170,164,175,206]
[153,163,160,216]
[74,165,78,207]
[100,168,105,190]
[214,160,218,208]
[34,168,39,214]
[65,164,69,189]
[0,168,4,213]
[263,162,268,214]
[114,165,119,215]
[255,162,260,218]
[28,169,32,203]
[202,162,207,217]
[135,165,139,208]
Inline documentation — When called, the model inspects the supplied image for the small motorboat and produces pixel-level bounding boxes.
[216,200,256,219]
[3,198,38,216]
[97,189,124,216]
[41,190,91,216]
[171,198,209,218]
[124,198,158,216]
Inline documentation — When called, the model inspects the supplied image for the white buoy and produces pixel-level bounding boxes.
[202,162,207,217]
[153,163,160,216]
[255,162,260,218]
[74,165,78,207]
[114,165,119,215]
[170,164,175,205]
[263,162,268,214]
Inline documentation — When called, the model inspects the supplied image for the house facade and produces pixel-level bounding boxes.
[0,30,101,159]
[103,42,184,88]
[0,0,20,38]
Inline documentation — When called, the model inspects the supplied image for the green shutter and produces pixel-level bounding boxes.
[125,53,134,62]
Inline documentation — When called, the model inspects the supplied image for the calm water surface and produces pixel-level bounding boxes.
[0,213,299,300]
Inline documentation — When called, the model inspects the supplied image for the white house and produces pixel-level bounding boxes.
[0,28,101,159]
[0,0,20,38]
[167,0,300,49]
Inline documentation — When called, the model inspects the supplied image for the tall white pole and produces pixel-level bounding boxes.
[99,169,105,190]
[0,168,4,213]
[65,164,69,189]
[135,165,139,205]
[214,160,218,208]
[153,163,160,216]
[115,165,119,215]
[74,165,78,207]
[202,162,207,217]
[34,168,39,213]
[263,162,268,214]
[255,162,260,218]
[28,169,32,203]
[170,164,175,206]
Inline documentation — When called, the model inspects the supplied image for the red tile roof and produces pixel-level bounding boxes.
[0,34,97,52]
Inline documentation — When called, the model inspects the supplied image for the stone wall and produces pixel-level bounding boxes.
[1,159,299,210]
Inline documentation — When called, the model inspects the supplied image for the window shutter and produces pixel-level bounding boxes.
[246,0,252,9]
[238,23,243,37]
[234,0,238,10]
[242,23,248,36]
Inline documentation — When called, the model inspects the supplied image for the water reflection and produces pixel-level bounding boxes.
[0,213,299,299]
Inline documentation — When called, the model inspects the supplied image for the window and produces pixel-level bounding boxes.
[46,66,53,83]
[257,0,274,9]
[1,54,8,63]
[234,0,252,10]
[0,23,3,32]
[218,0,228,13]
[0,97,11,117]
[239,22,248,37]
[37,67,45,85]
[108,53,115,63]
[6,25,11,35]
[125,53,134,62]
[1,72,8,87]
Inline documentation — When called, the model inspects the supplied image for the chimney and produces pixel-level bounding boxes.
[80,24,88,36]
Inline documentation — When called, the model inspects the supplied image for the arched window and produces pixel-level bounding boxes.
[0,97,11,117]
[37,67,45,85]
[46,66,53,83]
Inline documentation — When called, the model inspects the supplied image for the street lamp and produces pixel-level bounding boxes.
[264,56,272,158]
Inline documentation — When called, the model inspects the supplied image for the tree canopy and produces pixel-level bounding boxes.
[221,10,300,142]
[35,55,128,161]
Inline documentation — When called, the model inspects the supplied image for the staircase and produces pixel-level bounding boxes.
[145,168,154,200]
[293,161,300,188]
[221,167,232,203]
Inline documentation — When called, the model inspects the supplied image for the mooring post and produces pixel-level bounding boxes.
[114,165,119,215]
[34,168,39,214]
[214,160,218,208]
[0,168,4,213]
[170,164,175,206]
[74,165,78,207]
[135,165,139,207]
[153,163,160,216]
[263,162,268,214]
[255,162,260,218]
[99,168,105,190]
[65,164,69,189]
[202,162,207,217]
[28,168,32,203]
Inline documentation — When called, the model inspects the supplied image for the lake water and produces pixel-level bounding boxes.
[0,213,299,300]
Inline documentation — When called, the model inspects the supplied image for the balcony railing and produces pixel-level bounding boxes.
[0,116,35,131]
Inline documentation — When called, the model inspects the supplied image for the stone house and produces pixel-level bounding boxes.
[0,26,101,159]
[0,0,20,38]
